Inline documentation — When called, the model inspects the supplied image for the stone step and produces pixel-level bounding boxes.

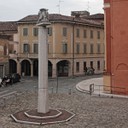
[0,91,17,99]
[0,90,9,95]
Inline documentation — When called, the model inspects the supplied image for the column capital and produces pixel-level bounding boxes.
[104,3,110,9]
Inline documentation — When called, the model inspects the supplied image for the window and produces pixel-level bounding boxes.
[8,44,13,54]
[48,27,52,36]
[90,61,93,68]
[4,45,7,55]
[48,44,49,53]
[97,61,100,70]
[97,43,100,53]
[76,43,80,54]
[33,44,38,53]
[63,27,67,36]
[104,60,105,69]
[90,44,93,54]
[62,43,67,53]
[23,28,28,36]
[83,29,87,38]
[83,62,87,71]
[103,43,105,53]
[90,30,93,38]
[83,43,87,54]
[23,44,29,53]
[48,43,52,54]
[97,31,100,39]
[76,28,80,38]
[76,62,79,72]
[33,28,38,36]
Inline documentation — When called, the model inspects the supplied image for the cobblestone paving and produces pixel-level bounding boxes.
[1,75,128,128]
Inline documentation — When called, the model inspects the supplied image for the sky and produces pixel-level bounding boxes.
[0,0,104,21]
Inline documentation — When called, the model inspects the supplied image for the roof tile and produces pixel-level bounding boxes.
[0,21,17,32]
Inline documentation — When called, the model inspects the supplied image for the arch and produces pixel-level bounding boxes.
[9,59,17,74]
[33,59,38,76]
[48,60,52,77]
[57,60,69,77]
[20,58,32,65]
[21,60,31,76]
[116,63,128,70]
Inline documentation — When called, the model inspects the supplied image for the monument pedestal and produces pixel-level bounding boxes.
[11,109,75,125]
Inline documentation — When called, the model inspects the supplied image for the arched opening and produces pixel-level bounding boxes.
[9,59,17,74]
[21,60,31,76]
[57,60,69,77]
[116,63,128,70]
[48,61,52,77]
[33,59,38,76]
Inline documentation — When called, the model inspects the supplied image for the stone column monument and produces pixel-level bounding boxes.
[11,9,75,125]
[37,8,51,113]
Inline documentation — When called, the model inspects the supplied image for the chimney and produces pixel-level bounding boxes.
[71,10,90,18]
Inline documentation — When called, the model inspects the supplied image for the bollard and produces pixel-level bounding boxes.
[51,87,54,94]
[14,93,17,102]
[0,98,6,109]
[68,88,71,95]
[89,84,94,95]
[99,85,100,97]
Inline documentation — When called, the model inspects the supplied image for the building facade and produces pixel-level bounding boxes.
[104,0,128,94]
[0,39,9,77]
[8,12,104,78]
[0,22,18,77]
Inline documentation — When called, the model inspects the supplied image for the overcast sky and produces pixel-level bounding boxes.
[0,0,104,21]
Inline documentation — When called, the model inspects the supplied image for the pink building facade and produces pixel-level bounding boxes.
[104,0,128,95]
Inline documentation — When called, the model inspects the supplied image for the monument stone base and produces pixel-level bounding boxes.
[11,109,75,125]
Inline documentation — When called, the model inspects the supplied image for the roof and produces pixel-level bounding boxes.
[18,14,73,23]
[18,15,38,23]
[0,21,18,33]
[0,13,103,33]
[18,14,103,27]
[86,13,104,20]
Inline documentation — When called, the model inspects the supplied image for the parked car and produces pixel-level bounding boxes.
[4,73,21,84]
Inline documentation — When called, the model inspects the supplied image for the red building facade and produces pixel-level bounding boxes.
[104,0,128,95]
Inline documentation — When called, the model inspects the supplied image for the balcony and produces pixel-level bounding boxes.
[9,53,38,59]
[18,53,38,59]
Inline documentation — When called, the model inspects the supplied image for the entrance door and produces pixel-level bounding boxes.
[9,59,17,74]
[0,65,3,77]
[57,60,69,77]
[21,60,31,76]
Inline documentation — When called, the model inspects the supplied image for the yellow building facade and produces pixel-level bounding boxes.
[9,13,104,77]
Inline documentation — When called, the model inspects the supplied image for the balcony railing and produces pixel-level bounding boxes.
[9,52,104,60]
[18,53,38,58]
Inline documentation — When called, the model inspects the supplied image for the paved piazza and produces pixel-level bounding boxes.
[1,75,128,128]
